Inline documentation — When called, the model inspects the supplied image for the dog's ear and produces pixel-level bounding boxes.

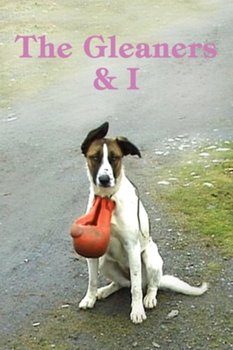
[81,122,109,155]
[116,137,141,158]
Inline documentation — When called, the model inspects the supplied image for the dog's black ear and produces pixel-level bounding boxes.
[116,137,141,158]
[81,122,109,155]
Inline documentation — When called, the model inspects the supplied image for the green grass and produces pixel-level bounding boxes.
[154,142,233,256]
[7,306,135,350]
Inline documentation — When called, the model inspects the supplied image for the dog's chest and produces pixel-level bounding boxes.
[109,180,151,250]
[110,185,140,236]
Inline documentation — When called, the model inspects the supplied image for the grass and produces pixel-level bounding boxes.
[154,141,233,256]
[7,305,135,350]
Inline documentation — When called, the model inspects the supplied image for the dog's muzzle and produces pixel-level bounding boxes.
[98,174,111,187]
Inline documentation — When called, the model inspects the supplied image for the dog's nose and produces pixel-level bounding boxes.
[98,174,110,186]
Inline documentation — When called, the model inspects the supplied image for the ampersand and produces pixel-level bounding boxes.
[93,67,118,90]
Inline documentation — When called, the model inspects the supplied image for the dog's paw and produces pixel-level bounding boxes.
[79,295,96,309]
[97,286,111,300]
[143,293,157,309]
[97,282,120,300]
[130,305,147,324]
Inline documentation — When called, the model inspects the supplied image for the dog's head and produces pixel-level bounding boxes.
[81,122,141,194]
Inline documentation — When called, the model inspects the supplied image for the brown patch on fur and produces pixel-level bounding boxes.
[105,139,123,179]
[86,138,123,182]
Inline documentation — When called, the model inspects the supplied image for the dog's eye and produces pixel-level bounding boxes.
[90,155,100,162]
[110,155,119,162]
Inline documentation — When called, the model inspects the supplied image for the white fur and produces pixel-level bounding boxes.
[79,145,208,324]
[96,144,115,187]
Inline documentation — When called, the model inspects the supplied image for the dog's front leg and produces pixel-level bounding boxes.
[127,241,147,324]
[79,258,99,309]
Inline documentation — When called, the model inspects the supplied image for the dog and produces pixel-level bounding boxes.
[78,122,208,324]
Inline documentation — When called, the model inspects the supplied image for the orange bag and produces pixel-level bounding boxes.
[70,196,115,258]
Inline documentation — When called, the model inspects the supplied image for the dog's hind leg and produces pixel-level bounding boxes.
[97,254,132,299]
[142,240,163,309]
[98,259,131,300]
[97,282,122,300]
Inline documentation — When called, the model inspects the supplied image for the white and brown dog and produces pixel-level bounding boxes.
[78,122,208,324]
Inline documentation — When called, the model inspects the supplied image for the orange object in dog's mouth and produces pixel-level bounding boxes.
[70,196,115,258]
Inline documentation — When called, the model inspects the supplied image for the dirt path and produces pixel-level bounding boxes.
[1,1,233,349]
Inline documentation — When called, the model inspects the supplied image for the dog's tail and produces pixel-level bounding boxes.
[159,275,208,296]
